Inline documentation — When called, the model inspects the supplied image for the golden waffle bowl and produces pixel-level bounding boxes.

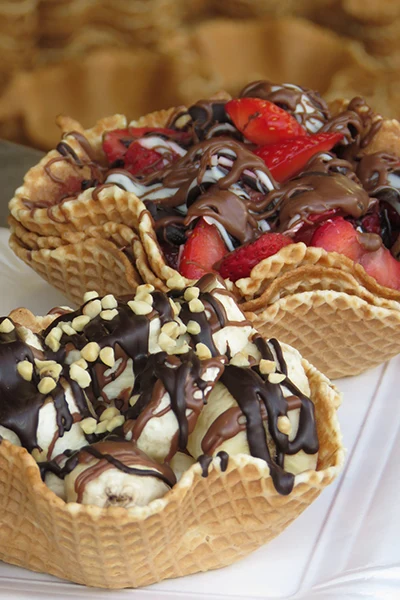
[0,336,343,588]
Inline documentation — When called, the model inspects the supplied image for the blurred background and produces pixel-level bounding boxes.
[1,0,400,150]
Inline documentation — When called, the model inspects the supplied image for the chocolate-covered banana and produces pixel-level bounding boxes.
[188,336,318,495]
[64,439,175,507]
[123,351,226,463]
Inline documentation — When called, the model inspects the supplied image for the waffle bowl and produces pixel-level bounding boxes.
[0,319,343,589]
[9,92,400,378]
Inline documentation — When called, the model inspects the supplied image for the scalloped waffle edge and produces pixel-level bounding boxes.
[0,325,343,588]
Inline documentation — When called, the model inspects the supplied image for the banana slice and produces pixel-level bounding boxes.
[64,439,176,508]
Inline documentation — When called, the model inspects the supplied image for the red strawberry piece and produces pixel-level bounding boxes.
[360,246,400,290]
[361,212,381,235]
[217,233,292,282]
[225,97,307,145]
[293,209,339,245]
[103,127,191,165]
[179,219,228,280]
[102,129,132,164]
[124,142,164,176]
[254,133,343,182]
[310,217,364,262]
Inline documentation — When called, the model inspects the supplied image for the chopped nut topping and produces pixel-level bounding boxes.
[184,286,200,302]
[259,359,276,375]
[169,299,181,316]
[44,332,61,353]
[100,407,121,422]
[175,316,187,335]
[128,300,152,315]
[277,415,292,435]
[268,373,286,384]
[83,290,99,302]
[136,283,155,295]
[161,321,179,339]
[173,341,190,354]
[129,394,139,407]
[40,363,62,380]
[80,341,100,362]
[17,360,33,382]
[158,332,176,352]
[95,421,108,435]
[166,273,186,290]
[186,320,201,335]
[72,315,90,332]
[70,363,91,388]
[135,293,154,306]
[59,322,76,337]
[0,318,14,334]
[230,353,250,367]
[73,358,88,370]
[80,417,97,435]
[82,299,102,319]
[195,343,212,360]
[100,309,118,321]
[107,415,125,432]
[189,298,205,313]
[101,294,118,310]
[38,377,57,395]
[99,346,115,368]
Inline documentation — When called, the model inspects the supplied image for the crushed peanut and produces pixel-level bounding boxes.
[106,415,125,432]
[82,299,102,319]
[72,315,90,332]
[128,300,152,315]
[268,373,286,384]
[186,320,201,335]
[100,309,118,321]
[17,360,33,382]
[100,407,121,422]
[161,321,179,339]
[38,377,57,395]
[259,359,276,375]
[0,318,14,334]
[99,346,115,368]
[80,417,97,435]
[277,415,292,435]
[184,286,200,302]
[70,363,91,388]
[80,341,100,362]
[101,294,118,310]
[83,290,99,302]
[189,298,205,313]
[195,343,212,360]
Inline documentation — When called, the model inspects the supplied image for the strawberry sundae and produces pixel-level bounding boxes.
[99,81,400,291]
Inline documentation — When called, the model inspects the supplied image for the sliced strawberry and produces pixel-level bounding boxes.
[254,133,343,182]
[225,98,307,145]
[217,233,292,282]
[310,217,364,262]
[293,209,339,245]
[360,246,400,290]
[102,129,132,164]
[179,219,228,280]
[103,127,191,165]
[124,142,164,176]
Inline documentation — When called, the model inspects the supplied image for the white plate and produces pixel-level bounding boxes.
[0,228,399,600]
